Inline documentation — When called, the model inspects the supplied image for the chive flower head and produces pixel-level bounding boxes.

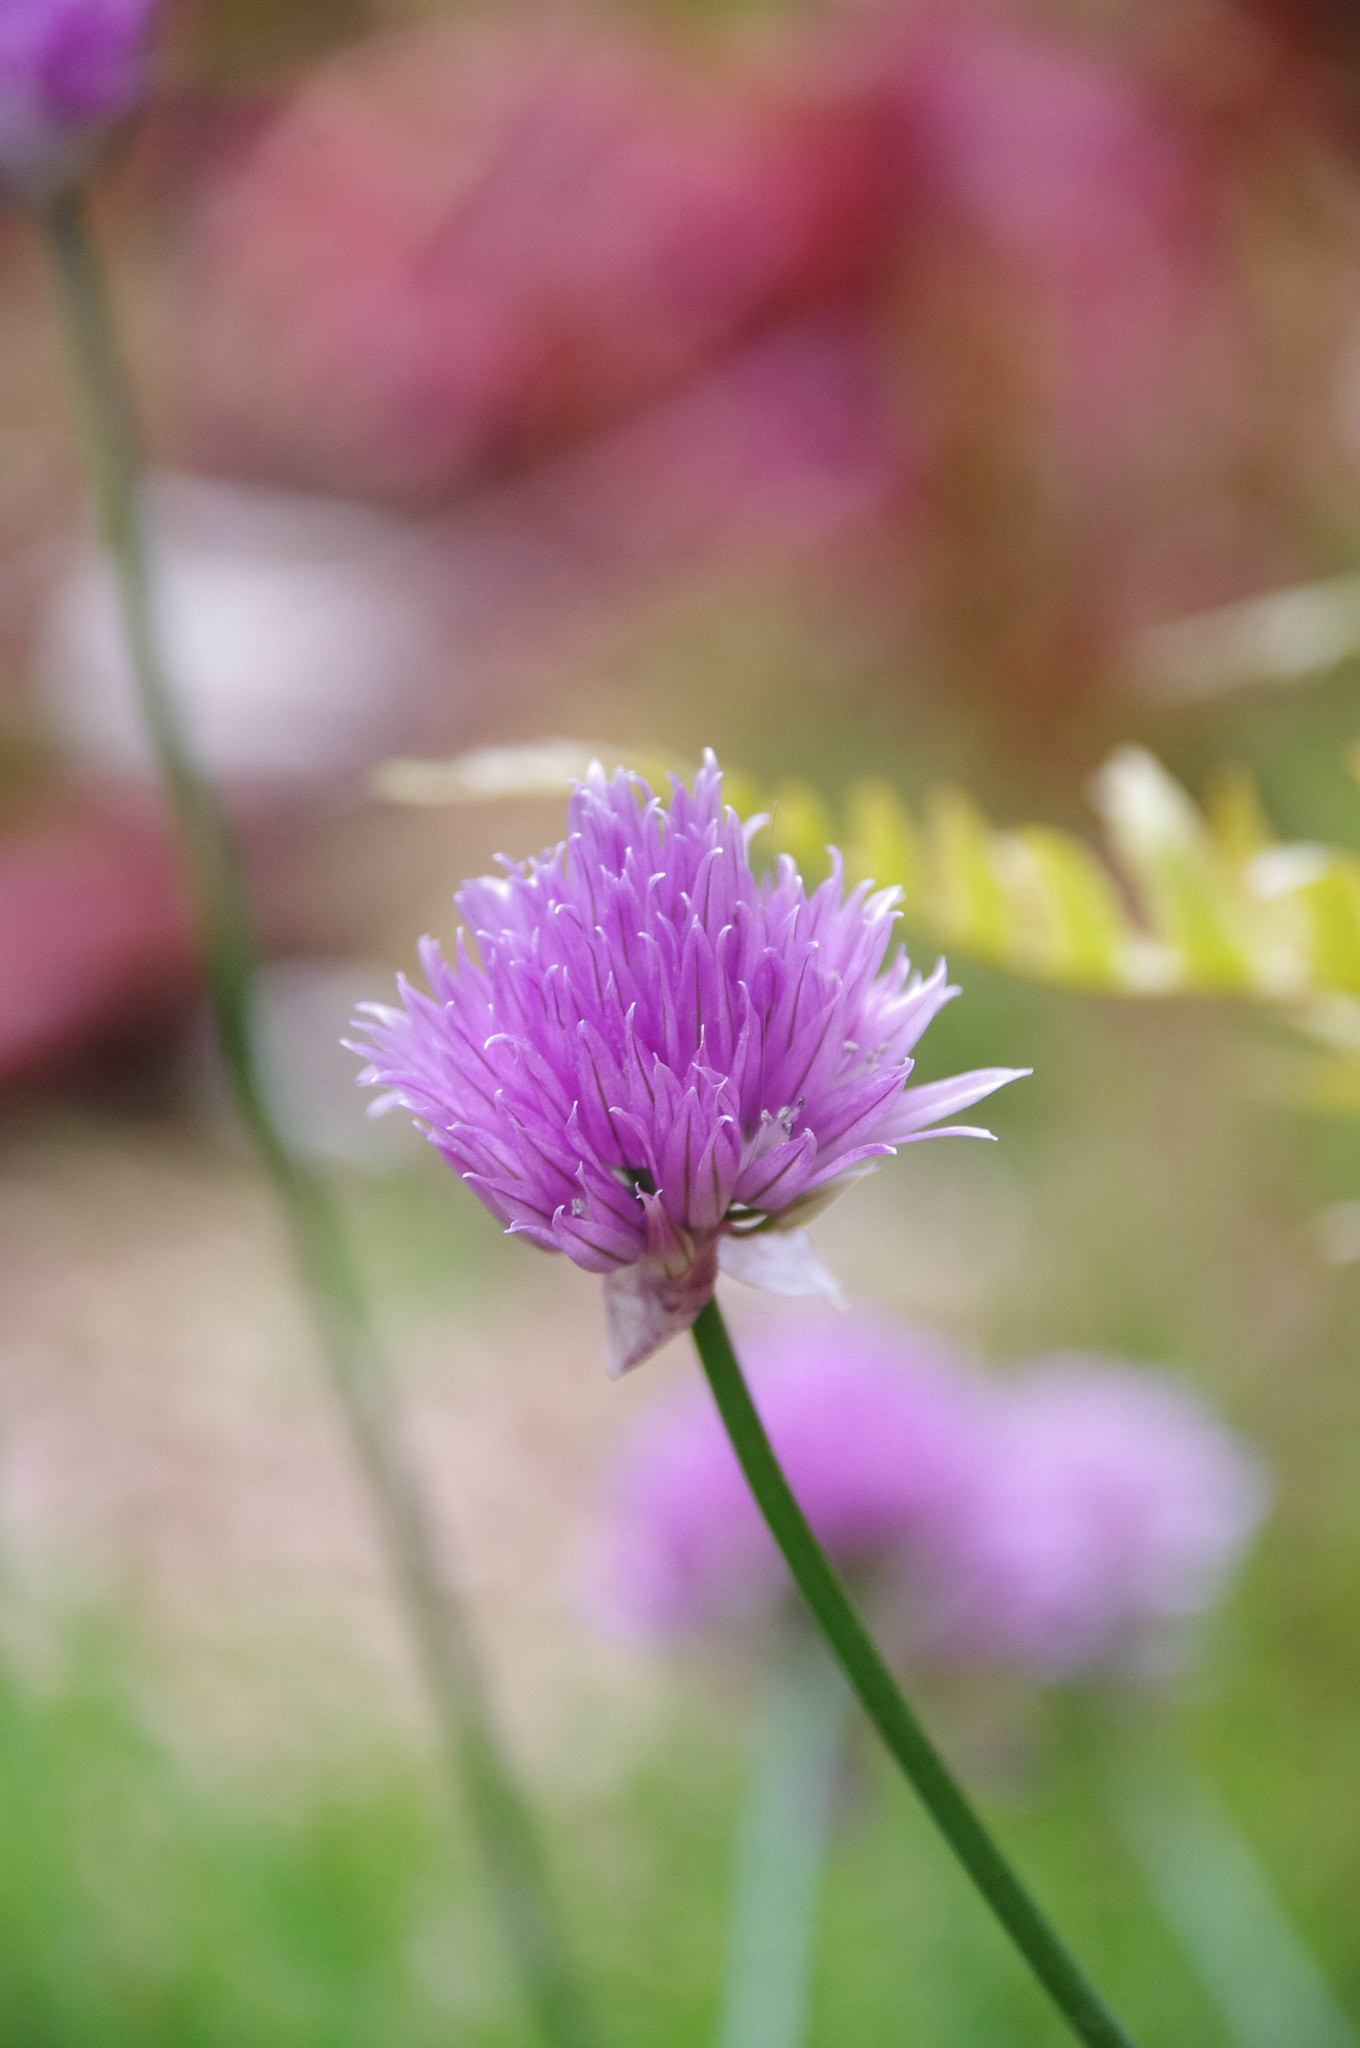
[354,753,1023,1372]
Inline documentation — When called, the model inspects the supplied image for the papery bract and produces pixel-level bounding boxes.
[354,752,1023,1372]
[0,0,155,197]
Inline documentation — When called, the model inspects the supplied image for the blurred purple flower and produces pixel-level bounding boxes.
[589,1317,1266,1681]
[590,1314,982,1635]
[938,1359,1269,1679]
[0,0,154,197]
[353,753,1022,1373]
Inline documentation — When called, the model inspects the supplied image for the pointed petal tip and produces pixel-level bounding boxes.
[907,1123,999,1142]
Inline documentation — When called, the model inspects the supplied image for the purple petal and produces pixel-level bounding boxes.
[733,1127,818,1209]
[881,1067,1029,1140]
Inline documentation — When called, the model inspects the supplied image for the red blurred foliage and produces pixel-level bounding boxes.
[187,18,890,500]
[0,796,194,1080]
[183,8,1260,540]
[889,17,1238,475]
[863,12,1269,718]
[12,1,1350,1081]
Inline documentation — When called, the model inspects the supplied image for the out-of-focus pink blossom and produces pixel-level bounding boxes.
[183,8,1245,532]
[892,18,1228,440]
[590,1316,984,1633]
[189,19,885,500]
[0,795,193,1078]
[590,1317,1266,1681]
[937,1359,1269,1679]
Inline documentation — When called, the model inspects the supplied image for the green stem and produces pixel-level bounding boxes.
[691,1295,1140,2048]
[40,183,594,2048]
[1110,1738,1359,2048]
[716,1615,849,2048]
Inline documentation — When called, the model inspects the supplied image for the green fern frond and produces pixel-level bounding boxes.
[784,746,1360,1003]
[374,739,1360,1007]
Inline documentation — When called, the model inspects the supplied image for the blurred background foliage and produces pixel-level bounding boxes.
[4,0,1360,2040]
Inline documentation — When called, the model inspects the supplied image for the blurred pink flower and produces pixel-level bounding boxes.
[185,10,1246,524]
[175,3,1269,699]
[590,1315,984,1633]
[937,1358,1269,1678]
[0,795,193,1079]
[590,1317,1266,1680]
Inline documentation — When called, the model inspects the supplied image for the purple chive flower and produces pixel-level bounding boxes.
[590,1314,982,1636]
[354,752,1024,1374]
[0,0,155,199]
[589,1318,1267,1682]
[936,1359,1269,1679]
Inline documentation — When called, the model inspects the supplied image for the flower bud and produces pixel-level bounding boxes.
[0,0,156,200]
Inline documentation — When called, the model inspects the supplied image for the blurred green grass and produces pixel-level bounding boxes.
[9,943,1358,2046]
[0,1552,1353,2048]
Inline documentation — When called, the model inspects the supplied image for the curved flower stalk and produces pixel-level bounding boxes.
[688,1297,1139,2048]
[591,1314,982,1639]
[355,753,1024,1374]
[358,762,1146,2048]
[593,1312,1270,2048]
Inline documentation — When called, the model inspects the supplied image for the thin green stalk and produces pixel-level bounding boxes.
[716,1614,849,2048]
[1111,1741,1359,2048]
[691,1295,1140,2048]
[40,183,594,2048]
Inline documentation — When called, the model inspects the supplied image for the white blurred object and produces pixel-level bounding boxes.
[372,738,684,805]
[375,740,618,806]
[1090,743,1204,849]
[196,958,420,1173]
[38,474,443,785]
[1313,1201,1360,1268]
[1131,575,1360,703]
